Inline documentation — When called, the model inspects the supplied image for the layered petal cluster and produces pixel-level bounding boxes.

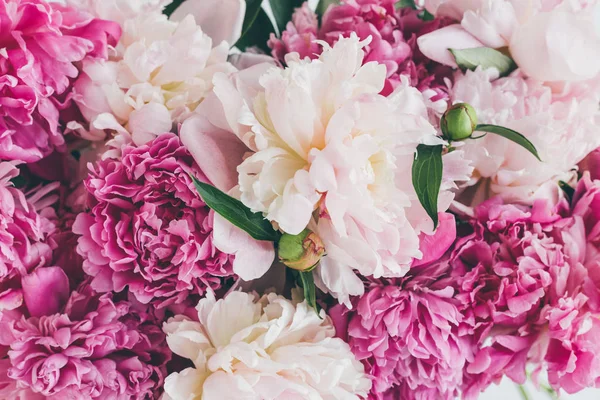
[4,282,170,399]
[162,291,371,400]
[0,162,57,314]
[452,69,600,204]
[0,0,120,162]
[74,133,235,308]
[330,275,476,399]
[419,0,600,83]
[187,35,471,306]
[70,3,236,150]
[446,186,600,397]
[269,0,453,103]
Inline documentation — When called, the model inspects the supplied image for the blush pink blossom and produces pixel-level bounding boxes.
[269,0,454,99]
[452,69,600,204]
[418,0,600,83]
[0,0,120,162]
[74,133,235,308]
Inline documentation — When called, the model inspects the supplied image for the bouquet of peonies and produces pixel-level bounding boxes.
[0,0,599,398]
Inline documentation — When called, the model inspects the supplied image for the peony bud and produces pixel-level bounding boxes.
[440,103,478,141]
[278,229,326,272]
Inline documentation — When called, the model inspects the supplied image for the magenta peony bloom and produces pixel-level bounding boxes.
[0,0,120,162]
[74,133,235,308]
[330,269,477,399]
[0,162,59,314]
[269,0,453,98]
[5,282,169,398]
[448,187,600,397]
[330,183,600,398]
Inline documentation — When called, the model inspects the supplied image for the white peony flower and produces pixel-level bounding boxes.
[452,68,600,204]
[66,0,170,25]
[162,291,371,400]
[181,35,472,306]
[70,2,237,155]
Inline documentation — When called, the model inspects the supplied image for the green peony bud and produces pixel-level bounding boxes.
[440,103,478,141]
[278,229,326,272]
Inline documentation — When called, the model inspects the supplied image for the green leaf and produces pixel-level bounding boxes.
[163,0,186,16]
[412,144,443,229]
[559,181,574,203]
[475,124,542,161]
[270,0,304,35]
[419,9,435,20]
[316,0,339,17]
[298,271,320,315]
[191,177,281,242]
[449,47,517,77]
[395,0,417,9]
[235,8,275,53]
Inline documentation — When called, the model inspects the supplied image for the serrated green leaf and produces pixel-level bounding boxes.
[395,0,417,9]
[299,270,320,316]
[235,7,275,53]
[192,177,281,242]
[316,0,339,17]
[449,47,517,77]
[270,0,304,35]
[412,144,443,229]
[163,0,185,16]
[475,124,541,161]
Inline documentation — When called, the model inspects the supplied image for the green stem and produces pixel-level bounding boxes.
[517,384,531,400]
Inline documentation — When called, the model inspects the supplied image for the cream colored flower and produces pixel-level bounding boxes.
[162,291,371,400]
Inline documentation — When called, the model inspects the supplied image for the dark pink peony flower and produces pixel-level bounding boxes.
[268,0,453,98]
[5,282,169,399]
[330,185,600,398]
[74,133,235,308]
[330,267,477,399]
[450,189,600,397]
[0,0,120,162]
[0,162,63,316]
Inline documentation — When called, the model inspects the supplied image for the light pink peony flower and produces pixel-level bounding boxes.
[5,282,170,399]
[418,0,600,83]
[269,0,454,101]
[74,133,235,308]
[163,291,371,400]
[69,2,236,153]
[0,0,120,162]
[187,35,472,306]
[452,68,600,204]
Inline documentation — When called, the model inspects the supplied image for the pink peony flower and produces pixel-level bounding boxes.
[268,2,321,62]
[195,35,472,306]
[330,270,477,399]
[5,282,169,399]
[452,68,600,204]
[0,0,120,162]
[449,185,600,396]
[74,133,235,308]
[0,162,59,315]
[269,0,453,99]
